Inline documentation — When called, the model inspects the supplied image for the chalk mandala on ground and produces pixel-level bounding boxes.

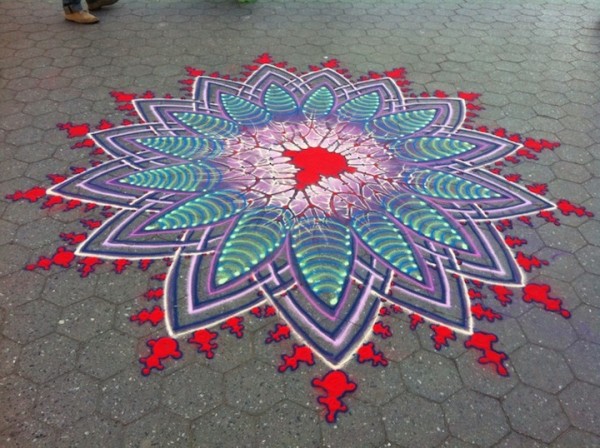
[9,55,593,422]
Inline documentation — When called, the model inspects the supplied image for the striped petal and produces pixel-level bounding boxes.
[389,137,476,162]
[136,137,224,160]
[302,86,335,118]
[215,208,292,286]
[336,92,381,122]
[263,84,298,115]
[172,112,239,139]
[366,109,437,140]
[404,169,503,200]
[145,190,246,231]
[220,93,272,126]
[118,163,220,193]
[352,211,423,281]
[290,218,353,307]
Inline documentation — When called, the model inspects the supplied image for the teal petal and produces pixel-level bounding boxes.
[336,92,381,122]
[215,208,292,286]
[404,169,503,200]
[352,211,423,281]
[220,94,272,126]
[389,137,476,162]
[385,194,469,250]
[172,112,239,138]
[118,163,220,193]
[302,86,335,118]
[145,190,246,230]
[263,84,298,115]
[136,137,224,160]
[291,218,353,307]
[365,109,437,140]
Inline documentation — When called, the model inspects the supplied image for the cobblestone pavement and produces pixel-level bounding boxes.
[1,0,599,446]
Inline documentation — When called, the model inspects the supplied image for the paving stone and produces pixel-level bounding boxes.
[570,305,600,344]
[382,392,447,448]
[518,307,577,350]
[502,384,570,443]
[57,296,114,341]
[0,418,56,448]
[43,269,98,307]
[18,333,78,383]
[0,269,45,308]
[98,371,161,424]
[161,364,223,419]
[192,405,258,448]
[224,359,285,414]
[511,344,574,393]
[0,376,38,433]
[2,299,59,344]
[77,330,136,379]
[442,389,509,447]
[123,410,191,448]
[0,337,20,377]
[400,350,462,403]
[257,400,321,447]
[495,432,545,448]
[564,340,600,386]
[352,360,405,406]
[320,401,385,448]
[456,351,517,398]
[34,371,99,428]
[559,381,600,436]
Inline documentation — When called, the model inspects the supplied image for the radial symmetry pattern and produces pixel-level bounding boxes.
[50,65,555,366]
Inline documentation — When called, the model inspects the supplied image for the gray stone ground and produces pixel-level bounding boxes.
[1,0,599,446]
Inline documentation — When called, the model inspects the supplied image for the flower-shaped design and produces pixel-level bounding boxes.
[51,65,553,366]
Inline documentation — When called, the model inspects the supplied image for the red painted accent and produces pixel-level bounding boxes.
[464,332,508,376]
[47,174,68,184]
[322,59,340,69]
[255,53,273,64]
[65,199,82,210]
[526,183,548,195]
[372,321,392,339]
[6,186,46,203]
[468,288,484,301]
[110,91,136,102]
[458,91,480,102]
[556,199,594,217]
[57,122,90,138]
[264,305,276,317]
[283,147,356,190]
[518,216,532,226]
[279,344,315,372]
[130,305,164,326]
[144,288,164,301]
[77,257,103,277]
[42,196,63,209]
[188,329,219,359]
[80,219,102,230]
[220,316,245,338]
[60,232,87,245]
[488,285,513,307]
[379,307,390,316]
[249,307,262,318]
[265,323,291,344]
[311,370,357,423]
[430,324,457,350]
[409,313,425,330]
[522,283,571,318]
[113,259,131,274]
[515,251,549,272]
[138,259,153,271]
[25,246,76,271]
[471,303,503,322]
[139,337,182,375]
[537,210,560,225]
[356,342,388,367]
[504,173,521,182]
[384,68,406,79]
[504,235,527,248]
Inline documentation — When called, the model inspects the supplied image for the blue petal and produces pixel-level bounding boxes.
[145,189,246,230]
[136,137,224,160]
[336,92,381,122]
[118,163,221,193]
[389,137,476,162]
[263,84,298,115]
[366,109,437,140]
[404,169,503,200]
[352,211,423,281]
[302,86,335,118]
[172,112,239,138]
[290,218,353,307]
[215,208,292,286]
[219,94,272,126]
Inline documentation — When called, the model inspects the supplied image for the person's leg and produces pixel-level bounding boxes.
[87,0,119,12]
[63,0,99,24]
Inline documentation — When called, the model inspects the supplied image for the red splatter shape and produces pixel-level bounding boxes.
[254,53,273,64]
[430,324,457,350]
[77,257,103,277]
[504,173,521,182]
[468,288,484,301]
[25,246,76,271]
[488,285,513,307]
[322,59,340,69]
[187,329,219,359]
[139,337,182,376]
[458,91,480,102]
[57,122,90,138]
[130,305,164,326]
[537,210,560,225]
[265,323,291,344]
[356,342,388,367]
[556,199,594,217]
[263,305,276,317]
[384,67,406,79]
[42,196,63,209]
[504,235,527,248]
[80,219,102,230]
[379,307,390,316]
[220,316,244,338]
[144,288,164,301]
[526,183,548,195]
[110,91,136,102]
[113,259,131,274]
[372,321,392,339]
[311,370,357,423]
[138,259,153,271]
[151,273,167,281]
[515,252,549,272]
[60,232,87,245]
[283,147,356,190]
[497,219,512,231]
[278,344,315,372]
[518,216,532,226]
[409,313,425,330]
[464,332,508,376]
[6,186,46,203]
[249,307,262,318]
[471,303,503,322]
[65,199,82,210]
[522,283,571,318]
[47,174,68,184]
